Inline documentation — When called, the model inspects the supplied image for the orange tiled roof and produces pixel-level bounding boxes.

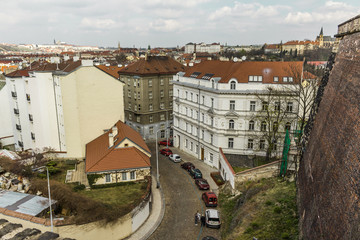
[95,65,123,79]
[303,71,317,79]
[183,60,303,84]
[284,40,319,46]
[118,56,186,75]
[85,120,151,173]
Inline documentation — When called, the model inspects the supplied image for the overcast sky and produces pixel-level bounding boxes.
[0,0,359,48]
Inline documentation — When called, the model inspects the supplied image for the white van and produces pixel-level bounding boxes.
[205,209,221,228]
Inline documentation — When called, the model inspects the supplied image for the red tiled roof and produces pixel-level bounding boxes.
[95,65,123,79]
[303,71,317,79]
[118,56,186,75]
[183,60,303,84]
[85,120,151,173]
[5,70,30,77]
[284,40,319,46]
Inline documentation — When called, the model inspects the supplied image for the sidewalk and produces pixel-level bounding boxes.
[125,175,165,240]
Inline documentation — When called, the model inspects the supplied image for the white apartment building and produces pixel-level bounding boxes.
[185,42,221,54]
[172,60,303,169]
[5,60,124,158]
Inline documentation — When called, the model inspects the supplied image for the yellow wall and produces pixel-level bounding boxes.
[115,139,151,157]
[61,66,124,158]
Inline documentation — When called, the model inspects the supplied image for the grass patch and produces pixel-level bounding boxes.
[49,160,76,183]
[233,166,251,173]
[220,177,298,240]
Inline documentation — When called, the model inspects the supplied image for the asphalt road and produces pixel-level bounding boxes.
[147,141,221,240]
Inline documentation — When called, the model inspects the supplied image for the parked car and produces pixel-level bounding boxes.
[202,192,218,207]
[169,154,181,163]
[158,139,173,146]
[205,209,221,228]
[195,178,210,190]
[202,237,218,240]
[189,168,202,179]
[181,162,195,171]
[160,148,172,156]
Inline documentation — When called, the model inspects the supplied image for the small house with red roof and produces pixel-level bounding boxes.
[85,120,151,184]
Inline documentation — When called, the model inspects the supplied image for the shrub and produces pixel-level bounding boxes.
[274,206,282,214]
[265,200,273,206]
[73,184,86,192]
[281,232,290,239]
[46,161,57,167]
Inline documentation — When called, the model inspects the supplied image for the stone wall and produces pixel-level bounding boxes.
[235,160,280,185]
[298,26,360,239]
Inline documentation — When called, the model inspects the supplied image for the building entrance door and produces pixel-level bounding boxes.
[201,148,204,161]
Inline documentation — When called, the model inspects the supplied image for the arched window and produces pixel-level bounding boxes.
[261,121,267,131]
[249,120,255,130]
[211,79,215,89]
[230,80,236,90]
[229,120,235,129]
[285,122,291,131]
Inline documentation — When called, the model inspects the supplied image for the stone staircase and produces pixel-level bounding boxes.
[65,160,89,188]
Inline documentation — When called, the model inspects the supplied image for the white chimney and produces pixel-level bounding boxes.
[108,133,114,147]
[112,125,118,137]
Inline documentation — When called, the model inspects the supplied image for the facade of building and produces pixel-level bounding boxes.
[185,42,221,54]
[85,120,151,185]
[119,56,186,140]
[5,60,124,158]
[172,60,303,169]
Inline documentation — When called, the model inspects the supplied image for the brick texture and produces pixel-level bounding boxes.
[298,32,360,239]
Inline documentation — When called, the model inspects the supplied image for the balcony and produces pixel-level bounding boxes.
[18,141,23,148]
[26,94,31,101]
[29,114,33,122]
[31,132,35,140]
[11,91,17,98]
[16,124,21,131]
[14,108,19,115]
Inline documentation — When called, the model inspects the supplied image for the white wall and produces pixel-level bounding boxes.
[0,81,14,147]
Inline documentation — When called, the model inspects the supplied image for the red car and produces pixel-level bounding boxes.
[202,192,218,207]
[160,148,172,156]
[195,178,210,190]
[181,162,195,171]
[158,139,173,146]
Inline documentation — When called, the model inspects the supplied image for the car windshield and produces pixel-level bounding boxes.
[209,217,219,222]
[175,156,180,159]
[209,198,216,202]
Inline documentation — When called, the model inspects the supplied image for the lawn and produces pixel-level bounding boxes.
[232,166,251,173]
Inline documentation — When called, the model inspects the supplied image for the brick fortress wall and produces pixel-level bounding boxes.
[298,18,360,239]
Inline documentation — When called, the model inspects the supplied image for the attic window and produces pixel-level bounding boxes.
[202,73,214,80]
[124,143,128,147]
[190,72,201,78]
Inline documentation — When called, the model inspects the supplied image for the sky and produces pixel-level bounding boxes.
[0,0,359,48]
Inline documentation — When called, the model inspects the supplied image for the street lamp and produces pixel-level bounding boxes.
[155,129,162,188]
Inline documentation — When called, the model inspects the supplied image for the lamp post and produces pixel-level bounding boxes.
[46,167,54,232]
[155,129,162,188]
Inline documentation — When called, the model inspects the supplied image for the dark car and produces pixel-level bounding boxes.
[181,162,195,171]
[202,192,218,207]
[158,139,173,146]
[160,148,172,156]
[189,168,202,179]
[195,178,210,190]
[202,237,218,240]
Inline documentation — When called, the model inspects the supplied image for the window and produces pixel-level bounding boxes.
[190,142,193,151]
[228,138,234,148]
[128,89,131,98]
[134,105,137,111]
[250,101,256,111]
[230,80,236,90]
[211,98,214,108]
[202,113,205,122]
[289,77,293,82]
[160,103,164,109]
[249,120,255,130]
[285,122,291,131]
[283,77,288,82]
[210,117,214,126]
[196,94,198,103]
[186,123,189,132]
[149,79,152,87]
[177,89,180,97]
[273,121,279,131]
[122,172,127,180]
[210,134,213,144]
[127,79,131,85]
[260,140,265,150]
[160,78,164,85]
[160,90,164,97]
[149,126,154,134]
[138,92,140,100]
[149,115,153,122]
[160,114,165,121]
[137,116,140,122]
[130,171,135,180]
[149,104,153,111]
[185,139,188,148]
[230,100,235,111]
[191,93,193,101]
[161,130,165,138]
[195,111,198,119]
[202,96,205,104]
[275,102,280,111]
[229,120,235,129]
[262,101,268,111]
[169,90,173,96]
[134,80,137,87]
[209,153,213,163]
[185,107,188,116]
[149,91,153,99]
[249,76,263,82]
[287,102,293,112]
[105,174,111,183]
[170,101,173,107]
[190,109,193,118]
[248,139,254,149]
[129,114,132,120]
[273,76,279,82]
[201,130,204,139]
[138,104,141,111]
[185,91,188,99]
[128,103,132,110]
[273,139,277,151]
[261,121,267,131]
[134,92,137,99]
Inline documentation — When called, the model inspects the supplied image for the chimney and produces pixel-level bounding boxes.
[108,133,114,147]
[112,125,118,137]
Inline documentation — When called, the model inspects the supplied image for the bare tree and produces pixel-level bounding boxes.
[253,86,298,162]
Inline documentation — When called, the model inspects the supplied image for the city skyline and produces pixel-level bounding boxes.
[0,0,359,48]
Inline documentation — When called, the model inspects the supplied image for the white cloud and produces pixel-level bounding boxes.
[80,18,117,30]
[149,19,182,32]
[325,1,352,10]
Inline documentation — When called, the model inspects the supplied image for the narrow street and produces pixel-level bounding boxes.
[147,141,221,240]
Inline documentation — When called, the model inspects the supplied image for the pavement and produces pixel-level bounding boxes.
[125,144,219,240]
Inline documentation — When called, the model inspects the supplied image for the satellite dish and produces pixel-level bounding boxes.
[241,56,247,61]
[233,57,238,62]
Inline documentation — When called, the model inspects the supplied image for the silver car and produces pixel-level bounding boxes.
[169,154,181,163]
[205,209,221,228]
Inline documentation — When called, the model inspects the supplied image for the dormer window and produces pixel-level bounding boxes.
[230,80,236,90]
